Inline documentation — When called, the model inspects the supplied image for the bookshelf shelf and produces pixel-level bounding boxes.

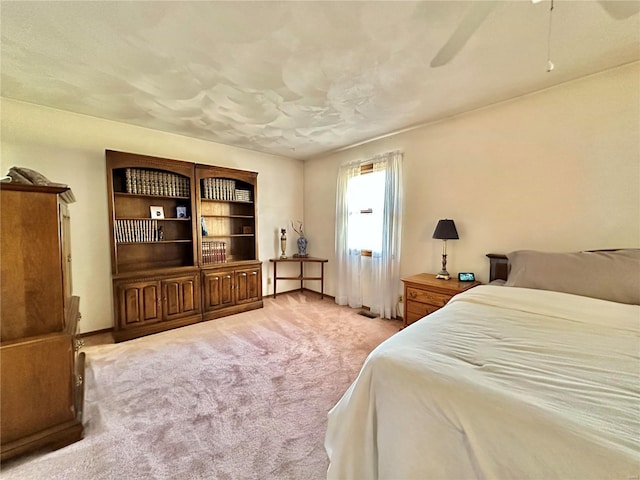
[114,192,190,200]
[204,234,255,239]
[202,214,254,219]
[117,239,193,245]
[115,217,191,221]
[201,199,254,204]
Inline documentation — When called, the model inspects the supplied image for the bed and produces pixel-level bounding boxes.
[325,249,640,479]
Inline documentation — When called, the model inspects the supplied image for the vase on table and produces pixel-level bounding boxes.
[296,235,308,257]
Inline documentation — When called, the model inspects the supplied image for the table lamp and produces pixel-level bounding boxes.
[432,219,459,280]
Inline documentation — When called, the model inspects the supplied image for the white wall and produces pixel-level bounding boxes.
[3,62,638,331]
[304,62,640,302]
[1,99,304,333]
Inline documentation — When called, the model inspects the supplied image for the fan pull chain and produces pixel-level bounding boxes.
[546,0,555,72]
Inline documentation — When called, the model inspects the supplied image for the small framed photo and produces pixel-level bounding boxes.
[150,206,165,219]
[176,206,188,218]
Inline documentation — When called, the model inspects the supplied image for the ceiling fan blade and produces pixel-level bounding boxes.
[430,1,499,68]
[598,0,640,20]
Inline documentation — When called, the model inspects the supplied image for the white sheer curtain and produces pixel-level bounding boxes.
[370,152,403,319]
[335,160,362,308]
[335,151,403,318]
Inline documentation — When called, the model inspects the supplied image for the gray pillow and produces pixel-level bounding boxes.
[505,249,640,305]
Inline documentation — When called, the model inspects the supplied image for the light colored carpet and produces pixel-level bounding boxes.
[1,292,400,479]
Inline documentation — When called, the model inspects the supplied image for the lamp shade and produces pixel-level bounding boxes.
[432,219,459,240]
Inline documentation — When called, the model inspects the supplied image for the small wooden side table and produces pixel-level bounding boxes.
[401,273,481,328]
[269,257,328,299]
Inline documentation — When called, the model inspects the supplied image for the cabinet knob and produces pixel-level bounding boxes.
[67,254,72,263]
[76,375,84,387]
[251,272,257,275]
[241,272,247,276]
[74,339,85,351]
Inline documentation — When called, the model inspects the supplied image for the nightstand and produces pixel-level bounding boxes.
[401,273,481,328]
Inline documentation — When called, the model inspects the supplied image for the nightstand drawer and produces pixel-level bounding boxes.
[406,301,440,324]
[402,273,481,329]
[406,287,449,307]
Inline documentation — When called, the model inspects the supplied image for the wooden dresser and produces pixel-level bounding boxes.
[0,183,84,462]
[401,273,481,328]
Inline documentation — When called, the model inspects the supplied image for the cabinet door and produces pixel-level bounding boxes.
[1,334,75,444]
[202,270,235,311]
[161,274,201,321]
[115,280,162,329]
[235,266,261,304]
[1,188,65,342]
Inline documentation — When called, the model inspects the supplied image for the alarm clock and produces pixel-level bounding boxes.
[458,272,476,282]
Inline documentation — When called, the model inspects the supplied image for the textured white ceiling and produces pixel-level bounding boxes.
[1,1,639,159]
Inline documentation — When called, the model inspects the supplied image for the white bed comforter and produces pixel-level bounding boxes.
[325,285,640,479]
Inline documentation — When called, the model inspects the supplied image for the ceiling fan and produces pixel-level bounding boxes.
[430,0,640,68]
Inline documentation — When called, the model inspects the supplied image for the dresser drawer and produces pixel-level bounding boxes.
[406,301,440,325]
[406,287,450,307]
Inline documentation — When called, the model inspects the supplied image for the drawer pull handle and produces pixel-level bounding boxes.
[409,291,417,299]
[74,339,85,351]
[76,375,83,387]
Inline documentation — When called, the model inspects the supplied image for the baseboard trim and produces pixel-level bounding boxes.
[264,288,335,301]
[78,327,113,338]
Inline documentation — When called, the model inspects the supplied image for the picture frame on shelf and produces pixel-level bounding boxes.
[150,206,165,219]
[176,205,188,218]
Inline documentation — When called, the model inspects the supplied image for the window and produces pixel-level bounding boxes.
[346,166,385,256]
[335,150,403,318]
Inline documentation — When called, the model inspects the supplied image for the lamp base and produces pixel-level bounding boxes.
[437,252,451,280]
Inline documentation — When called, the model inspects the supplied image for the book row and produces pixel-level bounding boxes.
[115,219,163,243]
[234,189,252,202]
[202,178,236,201]
[202,241,227,264]
[125,168,190,197]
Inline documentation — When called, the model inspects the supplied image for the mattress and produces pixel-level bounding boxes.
[325,285,640,479]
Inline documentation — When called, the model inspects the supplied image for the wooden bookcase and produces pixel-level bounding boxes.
[106,151,262,342]
[106,151,201,342]
[196,165,262,322]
